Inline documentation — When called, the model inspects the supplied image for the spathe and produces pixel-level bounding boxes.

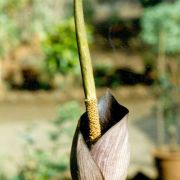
[70,91,130,180]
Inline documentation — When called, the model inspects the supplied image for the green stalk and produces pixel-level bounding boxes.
[157,30,165,149]
[74,0,101,142]
[74,0,95,99]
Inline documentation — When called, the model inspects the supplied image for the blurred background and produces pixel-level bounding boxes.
[0,0,179,179]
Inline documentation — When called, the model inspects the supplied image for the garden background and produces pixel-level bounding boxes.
[0,0,179,179]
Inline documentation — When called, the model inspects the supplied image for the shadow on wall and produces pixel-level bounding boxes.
[95,65,154,87]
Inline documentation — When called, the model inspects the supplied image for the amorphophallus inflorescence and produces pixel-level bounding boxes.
[70,0,130,179]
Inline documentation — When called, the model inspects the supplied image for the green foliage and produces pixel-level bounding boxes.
[43,18,93,76]
[141,1,180,148]
[0,101,82,180]
[0,0,23,56]
[0,0,69,57]
[43,19,79,75]
[0,155,8,180]
[66,0,94,22]
[156,75,178,147]
[49,101,83,141]
[139,0,162,7]
[83,0,95,22]
[141,1,180,54]
[0,0,37,56]
[17,101,82,180]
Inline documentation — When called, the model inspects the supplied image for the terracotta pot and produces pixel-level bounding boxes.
[154,149,180,180]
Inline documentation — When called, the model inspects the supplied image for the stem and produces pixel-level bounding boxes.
[157,31,166,148]
[74,0,95,100]
[156,101,165,149]
[157,30,166,149]
[74,0,101,142]
[158,31,166,79]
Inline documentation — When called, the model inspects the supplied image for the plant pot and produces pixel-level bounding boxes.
[153,149,180,180]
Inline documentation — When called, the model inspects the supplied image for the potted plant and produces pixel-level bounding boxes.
[141,2,180,179]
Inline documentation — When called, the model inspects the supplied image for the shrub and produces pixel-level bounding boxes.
[141,1,180,149]
[141,1,180,55]
[42,18,93,76]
